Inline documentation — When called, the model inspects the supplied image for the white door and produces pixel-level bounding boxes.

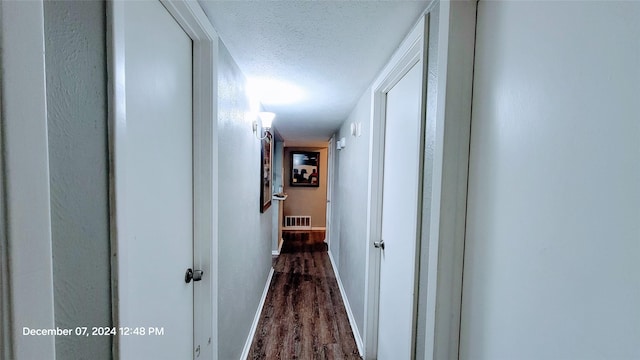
[377,61,423,359]
[115,1,194,358]
[460,2,640,359]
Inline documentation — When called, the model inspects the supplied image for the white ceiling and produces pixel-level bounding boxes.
[199,1,429,142]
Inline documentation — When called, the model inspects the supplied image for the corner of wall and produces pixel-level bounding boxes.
[330,88,374,339]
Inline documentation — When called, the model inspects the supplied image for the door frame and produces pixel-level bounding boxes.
[107,1,219,359]
[417,2,476,359]
[364,15,428,359]
[364,2,477,357]
[0,1,56,358]
[325,135,335,248]
[362,1,477,359]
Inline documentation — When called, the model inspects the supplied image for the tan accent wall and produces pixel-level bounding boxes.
[283,146,328,228]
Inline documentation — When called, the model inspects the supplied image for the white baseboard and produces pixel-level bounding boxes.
[272,238,284,256]
[239,267,275,360]
[328,251,364,356]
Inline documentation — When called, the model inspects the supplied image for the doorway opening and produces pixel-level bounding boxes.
[278,143,330,251]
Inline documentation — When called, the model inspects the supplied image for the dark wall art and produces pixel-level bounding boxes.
[260,134,273,212]
[290,151,320,187]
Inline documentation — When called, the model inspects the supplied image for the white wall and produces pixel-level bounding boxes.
[460,2,640,359]
[217,41,273,360]
[331,89,373,337]
[43,2,112,359]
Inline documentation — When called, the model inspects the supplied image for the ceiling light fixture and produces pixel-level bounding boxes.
[253,111,276,140]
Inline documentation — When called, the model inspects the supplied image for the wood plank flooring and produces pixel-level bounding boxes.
[280,230,328,253]
[247,231,361,360]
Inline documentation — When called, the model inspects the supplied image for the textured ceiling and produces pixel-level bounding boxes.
[199,0,429,141]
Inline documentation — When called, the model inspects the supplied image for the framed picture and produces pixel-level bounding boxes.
[290,151,320,187]
[260,134,272,213]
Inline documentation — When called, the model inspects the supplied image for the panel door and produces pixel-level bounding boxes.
[377,61,423,359]
[118,1,194,358]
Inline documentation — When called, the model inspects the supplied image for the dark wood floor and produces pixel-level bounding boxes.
[280,230,328,253]
[247,231,361,360]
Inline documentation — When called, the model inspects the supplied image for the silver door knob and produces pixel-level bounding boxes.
[193,270,204,281]
[374,240,385,250]
[185,268,205,283]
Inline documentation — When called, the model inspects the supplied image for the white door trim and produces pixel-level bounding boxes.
[364,15,427,359]
[0,111,9,359]
[107,1,219,359]
[325,135,335,248]
[0,1,56,358]
[419,2,476,359]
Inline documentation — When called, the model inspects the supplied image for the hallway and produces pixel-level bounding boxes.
[3,1,640,359]
[247,232,360,359]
